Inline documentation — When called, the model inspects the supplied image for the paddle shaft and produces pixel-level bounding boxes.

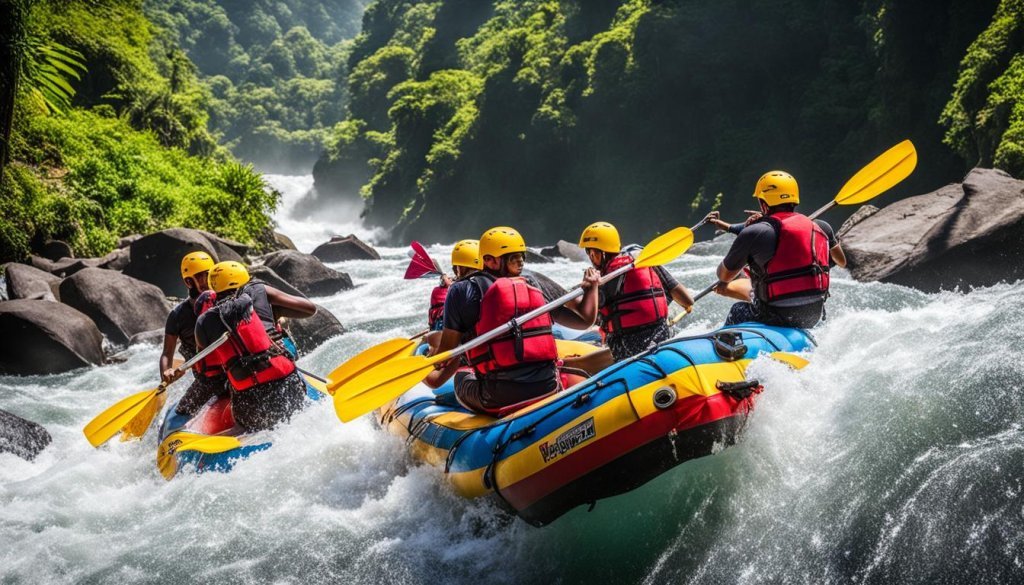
[157,332,230,395]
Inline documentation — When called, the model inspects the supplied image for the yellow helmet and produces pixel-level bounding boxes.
[578,222,620,254]
[451,239,480,269]
[180,251,214,280]
[479,226,526,259]
[208,261,250,293]
[753,171,799,206]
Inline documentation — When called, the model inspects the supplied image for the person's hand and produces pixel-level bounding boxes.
[580,267,600,290]
[441,274,453,287]
[743,210,762,226]
[713,281,730,295]
[161,368,177,385]
[704,210,721,223]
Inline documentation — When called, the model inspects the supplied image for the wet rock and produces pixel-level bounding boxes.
[843,168,1024,291]
[524,269,568,299]
[540,240,588,262]
[127,328,165,347]
[0,300,104,375]
[249,265,305,298]
[123,228,244,296]
[837,205,880,240]
[40,240,72,262]
[262,250,353,297]
[4,263,61,301]
[525,250,553,264]
[59,268,170,345]
[0,409,52,461]
[281,303,346,355]
[98,248,130,271]
[312,234,381,262]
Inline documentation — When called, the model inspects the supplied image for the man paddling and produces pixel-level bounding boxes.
[425,227,599,416]
[195,262,308,431]
[159,252,229,416]
[571,222,695,368]
[713,171,846,328]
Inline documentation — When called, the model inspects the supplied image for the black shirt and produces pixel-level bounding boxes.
[165,298,200,359]
[722,218,837,272]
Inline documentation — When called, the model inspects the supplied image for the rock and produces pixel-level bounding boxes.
[837,205,880,240]
[59,268,170,345]
[312,234,381,262]
[4,263,61,301]
[123,228,244,296]
[281,303,346,355]
[0,300,104,375]
[197,230,251,259]
[843,168,1024,291]
[525,249,553,264]
[556,240,588,262]
[273,232,297,251]
[118,234,142,249]
[523,269,568,300]
[40,240,73,262]
[127,328,165,347]
[97,247,130,271]
[248,265,306,298]
[29,255,58,273]
[0,409,52,461]
[262,250,353,297]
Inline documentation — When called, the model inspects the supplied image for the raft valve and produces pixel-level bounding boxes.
[653,386,677,410]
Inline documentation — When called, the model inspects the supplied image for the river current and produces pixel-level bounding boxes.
[2,175,1022,584]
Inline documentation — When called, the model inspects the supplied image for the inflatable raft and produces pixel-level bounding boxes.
[376,323,814,526]
[156,374,325,479]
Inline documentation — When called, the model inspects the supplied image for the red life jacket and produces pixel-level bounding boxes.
[466,273,558,376]
[428,285,448,329]
[192,291,222,379]
[599,254,669,335]
[203,297,295,391]
[749,212,831,306]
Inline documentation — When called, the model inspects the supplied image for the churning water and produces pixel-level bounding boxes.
[2,176,1022,584]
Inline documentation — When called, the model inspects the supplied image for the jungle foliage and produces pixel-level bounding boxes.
[145,0,367,170]
[314,0,1012,245]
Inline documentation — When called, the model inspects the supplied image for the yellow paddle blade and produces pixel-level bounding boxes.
[326,337,418,394]
[835,140,917,206]
[333,353,446,422]
[157,431,244,480]
[119,391,167,442]
[767,352,810,370]
[83,387,160,447]
[634,227,694,268]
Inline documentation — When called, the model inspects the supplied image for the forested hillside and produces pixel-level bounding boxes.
[0,0,279,262]
[146,0,368,170]
[313,0,1021,245]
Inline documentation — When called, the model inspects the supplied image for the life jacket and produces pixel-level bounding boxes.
[241,279,292,347]
[202,295,295,392]
[428,285,448,330]
[191,291,223,379]
[748,211,831,306]
[599,254,669,335]
[465,272,558,376]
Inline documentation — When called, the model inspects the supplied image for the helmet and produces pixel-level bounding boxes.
[578,222,620,253]
[451,239,480,269]
[180,251,214,280]
[753,171,799,206]
[208,261,250,293]
[479,226,526,259]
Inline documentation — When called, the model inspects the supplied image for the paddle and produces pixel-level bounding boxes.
[404,241,442,279]
[333,226,696,422]
[673,139,918,322]
[325,329,430,394]
[83,332,230,447]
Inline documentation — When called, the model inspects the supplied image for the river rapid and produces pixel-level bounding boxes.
[2,175,1023,584]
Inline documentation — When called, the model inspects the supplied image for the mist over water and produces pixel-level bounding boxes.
[2,182,1023,583]
[265,174,384,252]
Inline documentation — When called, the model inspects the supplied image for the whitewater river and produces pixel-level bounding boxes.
[2,175,1023,584]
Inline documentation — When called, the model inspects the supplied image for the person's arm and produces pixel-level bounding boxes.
[555,268,600,329]
[816,220,847,268]
[266,285,316,319]
[159,334,182,384]
[424,328,463,388]
[669,285,694,312]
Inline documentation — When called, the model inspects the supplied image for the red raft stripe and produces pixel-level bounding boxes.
[498,392,752,511]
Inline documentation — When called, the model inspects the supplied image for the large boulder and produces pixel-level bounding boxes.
[4,263,61,301]
[59,268,170,345]
[311,234,381,262]
[123,228,244,296]
[281,303,346,355]
[248,265,305,298]
[0,300,104,375]
[525,249,553,264]
[0,409,52,461]
[261,250,353,297]
[40,240,73,262]
[843,168,1024,291]
[523,269,568,300]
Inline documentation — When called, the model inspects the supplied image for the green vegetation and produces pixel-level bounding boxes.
[0,0,279,263]
[145,0,367,170]
[315,0,1005,245]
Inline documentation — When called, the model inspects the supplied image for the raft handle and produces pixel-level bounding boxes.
[653,386,677,410]
[716,379,762,400]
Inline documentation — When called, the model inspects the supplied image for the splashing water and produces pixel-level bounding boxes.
[3,189,1023,584]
